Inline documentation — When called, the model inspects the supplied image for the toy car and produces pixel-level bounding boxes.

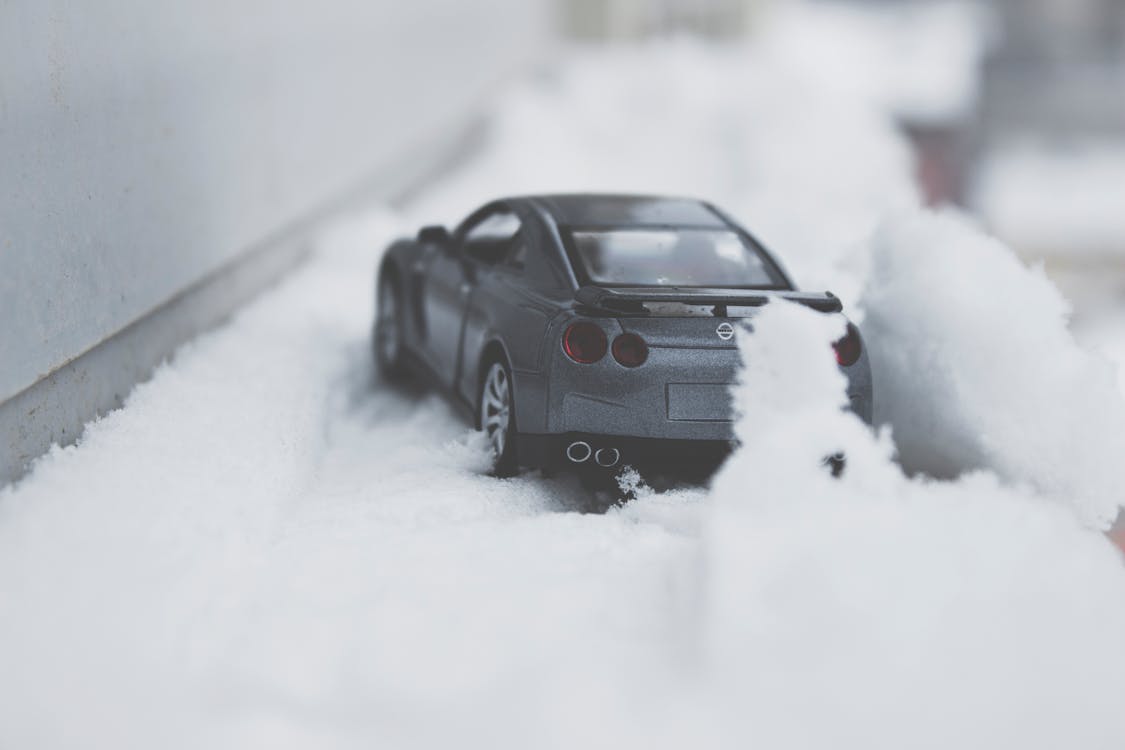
[373,194,872,478]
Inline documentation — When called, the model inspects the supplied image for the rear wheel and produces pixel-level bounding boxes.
[479,360,518,477]
[374,273,408,380]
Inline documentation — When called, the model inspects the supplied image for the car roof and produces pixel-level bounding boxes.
[517,193,729,229]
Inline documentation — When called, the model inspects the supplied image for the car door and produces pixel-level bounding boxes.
[422,206,520,389]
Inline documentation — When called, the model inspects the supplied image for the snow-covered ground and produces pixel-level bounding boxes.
[4,33,1125,750]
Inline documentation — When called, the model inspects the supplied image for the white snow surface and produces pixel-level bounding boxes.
[3,40,1125,749]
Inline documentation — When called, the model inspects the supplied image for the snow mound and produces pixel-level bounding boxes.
[705,302,1125,749]
[860,210,1125,527]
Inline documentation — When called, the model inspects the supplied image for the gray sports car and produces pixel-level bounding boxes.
[373,194,872,478]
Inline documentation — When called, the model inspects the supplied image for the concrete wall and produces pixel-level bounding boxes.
[0,0,548,404]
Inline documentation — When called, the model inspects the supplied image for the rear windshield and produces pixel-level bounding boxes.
[567,227,785,288]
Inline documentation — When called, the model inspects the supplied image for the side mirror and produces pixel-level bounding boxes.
[418,225,451,246]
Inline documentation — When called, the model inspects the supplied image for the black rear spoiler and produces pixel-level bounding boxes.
[574,285,843,314]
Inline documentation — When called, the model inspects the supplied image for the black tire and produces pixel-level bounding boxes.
[824,452,846,478]
[374,272,409,381]
[478,358,519,477]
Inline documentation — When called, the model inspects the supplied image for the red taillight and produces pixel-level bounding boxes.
[563,322,608,364]
[612,333,648,368]
[833,322,862,367]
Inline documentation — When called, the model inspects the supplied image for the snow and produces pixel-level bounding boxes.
[3,32,1125,750]
[861,210,1125,528]
[708,302,1125,749]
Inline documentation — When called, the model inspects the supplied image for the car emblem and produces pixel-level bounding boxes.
[716,322,735,341]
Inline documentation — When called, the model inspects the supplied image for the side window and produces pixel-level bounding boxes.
[462,210,521,265]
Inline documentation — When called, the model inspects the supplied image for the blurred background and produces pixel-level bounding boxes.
[561,0,1125,322]
[2,0,1125,481]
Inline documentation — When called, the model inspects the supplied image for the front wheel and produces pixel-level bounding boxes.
[479,360,518,477]
[374,273,408,380]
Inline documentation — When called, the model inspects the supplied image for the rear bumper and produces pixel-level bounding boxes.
[516,432,736,475]
[518,386,871,475]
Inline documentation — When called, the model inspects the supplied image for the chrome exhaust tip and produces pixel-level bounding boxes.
[566,441,592,463]
[595,447,620,468]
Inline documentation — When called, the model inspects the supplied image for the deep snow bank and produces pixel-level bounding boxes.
[705,303,1125,749]
[860,210,1125,528]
